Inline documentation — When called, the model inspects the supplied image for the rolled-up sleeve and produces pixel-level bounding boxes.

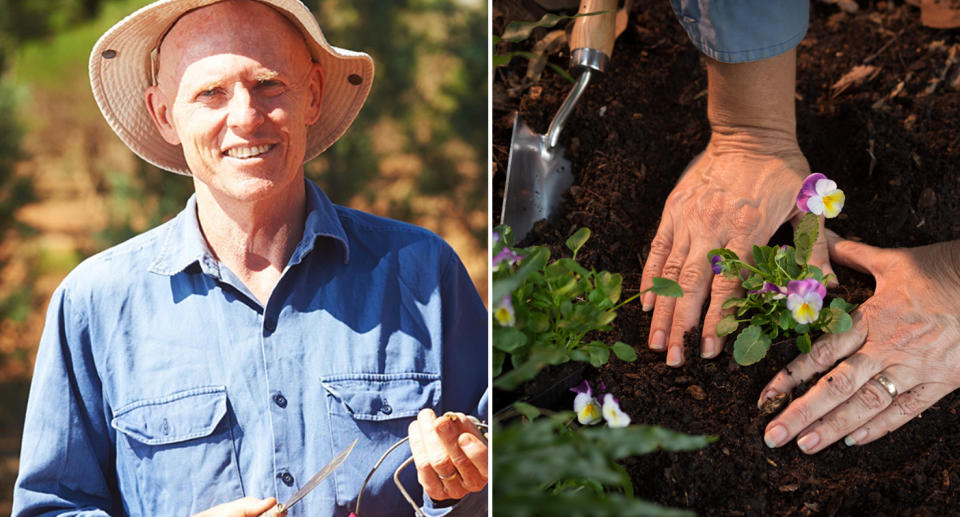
[670,0,809,63]
[13,284,117,516]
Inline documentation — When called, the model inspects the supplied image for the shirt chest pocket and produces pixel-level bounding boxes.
[321,373,441,512]
[110,386,243,517]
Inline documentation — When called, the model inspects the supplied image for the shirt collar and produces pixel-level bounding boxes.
[149,180,350,276]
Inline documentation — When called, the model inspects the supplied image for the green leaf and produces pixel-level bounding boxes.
[566,227,591,256]
[752,245,774,275]
[552,276,579,297]
[594,310,617,327]
[650,277,683,297]
[716,314,739,337]
[825,307,853,333]
[721,297,748,309]
[797,333,812,354]
[793,212,819,265]
[612,341,638,362]
[807,265,824,282]
[493,327,528,352]
[778,309,795,331]
[492,246,549,302]
[733,325,772,365]
[830,297,858,313]
[527,311,550,333]
[742,275,763,291]
[493,350,504,377]
[795,323,810,334]
[587,345,610,367]
[784,247,802,276]
[569,349,590,362]
[596,271,623,304]
[492,53,513,67]
[512,401,541,421]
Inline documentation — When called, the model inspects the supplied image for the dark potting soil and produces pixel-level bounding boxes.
[493,1,960,515]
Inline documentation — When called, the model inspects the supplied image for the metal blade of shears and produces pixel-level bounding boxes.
[276,437,359,514]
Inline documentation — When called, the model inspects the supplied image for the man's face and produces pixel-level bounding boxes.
[146,0,323,203]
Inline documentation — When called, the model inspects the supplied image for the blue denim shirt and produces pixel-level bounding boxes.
[670,1,809,63]
[13,180,488,517]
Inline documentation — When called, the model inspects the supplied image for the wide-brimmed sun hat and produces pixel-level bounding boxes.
[89,0,374,175]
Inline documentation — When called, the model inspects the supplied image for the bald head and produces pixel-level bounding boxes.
[155,0,314,95]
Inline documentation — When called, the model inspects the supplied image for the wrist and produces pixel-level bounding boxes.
[706,48,798,154]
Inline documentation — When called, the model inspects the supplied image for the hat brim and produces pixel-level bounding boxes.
[89,0,374,175]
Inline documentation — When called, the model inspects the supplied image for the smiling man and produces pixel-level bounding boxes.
[12,1,487,516]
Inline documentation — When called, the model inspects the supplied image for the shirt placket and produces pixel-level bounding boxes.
[260,305,300,504]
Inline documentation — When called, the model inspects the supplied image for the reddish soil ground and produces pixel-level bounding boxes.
[494,1,960,515]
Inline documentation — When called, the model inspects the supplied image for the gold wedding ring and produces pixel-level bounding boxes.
[437,471,458,481]
[872,374,898,399]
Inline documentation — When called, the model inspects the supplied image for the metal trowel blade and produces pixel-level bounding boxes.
[500,115,574,241]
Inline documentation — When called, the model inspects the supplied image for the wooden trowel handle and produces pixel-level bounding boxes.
[570,0,618,59]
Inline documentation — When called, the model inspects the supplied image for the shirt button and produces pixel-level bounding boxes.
[273,393,288,408]
[278,472,295,486]
[381,403,392,415]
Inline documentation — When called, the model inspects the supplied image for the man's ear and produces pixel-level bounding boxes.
[305,63,324,126]
[145,85,181,145]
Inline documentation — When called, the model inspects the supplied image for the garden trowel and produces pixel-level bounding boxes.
[501,0,618,241]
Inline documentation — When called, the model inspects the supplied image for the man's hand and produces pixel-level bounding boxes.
[191,497,278,517]
[639,48,834,366]
[408,409,488,501]
[759,232,960,453]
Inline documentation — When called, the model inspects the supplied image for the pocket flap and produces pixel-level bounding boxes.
[321,373,440,421]
[111,386,228,445]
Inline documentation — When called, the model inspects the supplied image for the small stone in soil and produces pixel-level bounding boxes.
[760,393,789,416]
[686,385,706,400]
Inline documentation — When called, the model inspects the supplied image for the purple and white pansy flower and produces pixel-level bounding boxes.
[494,295,516,327]
[570,380,603,425]
[786,278,826,325]
[493,247,522,269]
[796,173,845,218]
[601,393,631,428]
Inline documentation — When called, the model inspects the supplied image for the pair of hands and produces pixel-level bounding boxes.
[192,410,487,516]
[643,139,960,454]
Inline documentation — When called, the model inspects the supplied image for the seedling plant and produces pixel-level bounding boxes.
[709,173,857,365]
[492,225,681,390]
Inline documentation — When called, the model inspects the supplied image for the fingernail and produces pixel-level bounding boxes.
[641,293,653,312]
[666,345,682,366]
[797,432,820,453]
[701,337,715,358]
[757,389,778,409]
[650,330,665,350]
[435,418,452,434]
[764,424,787,448]
[845,428,867,446]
